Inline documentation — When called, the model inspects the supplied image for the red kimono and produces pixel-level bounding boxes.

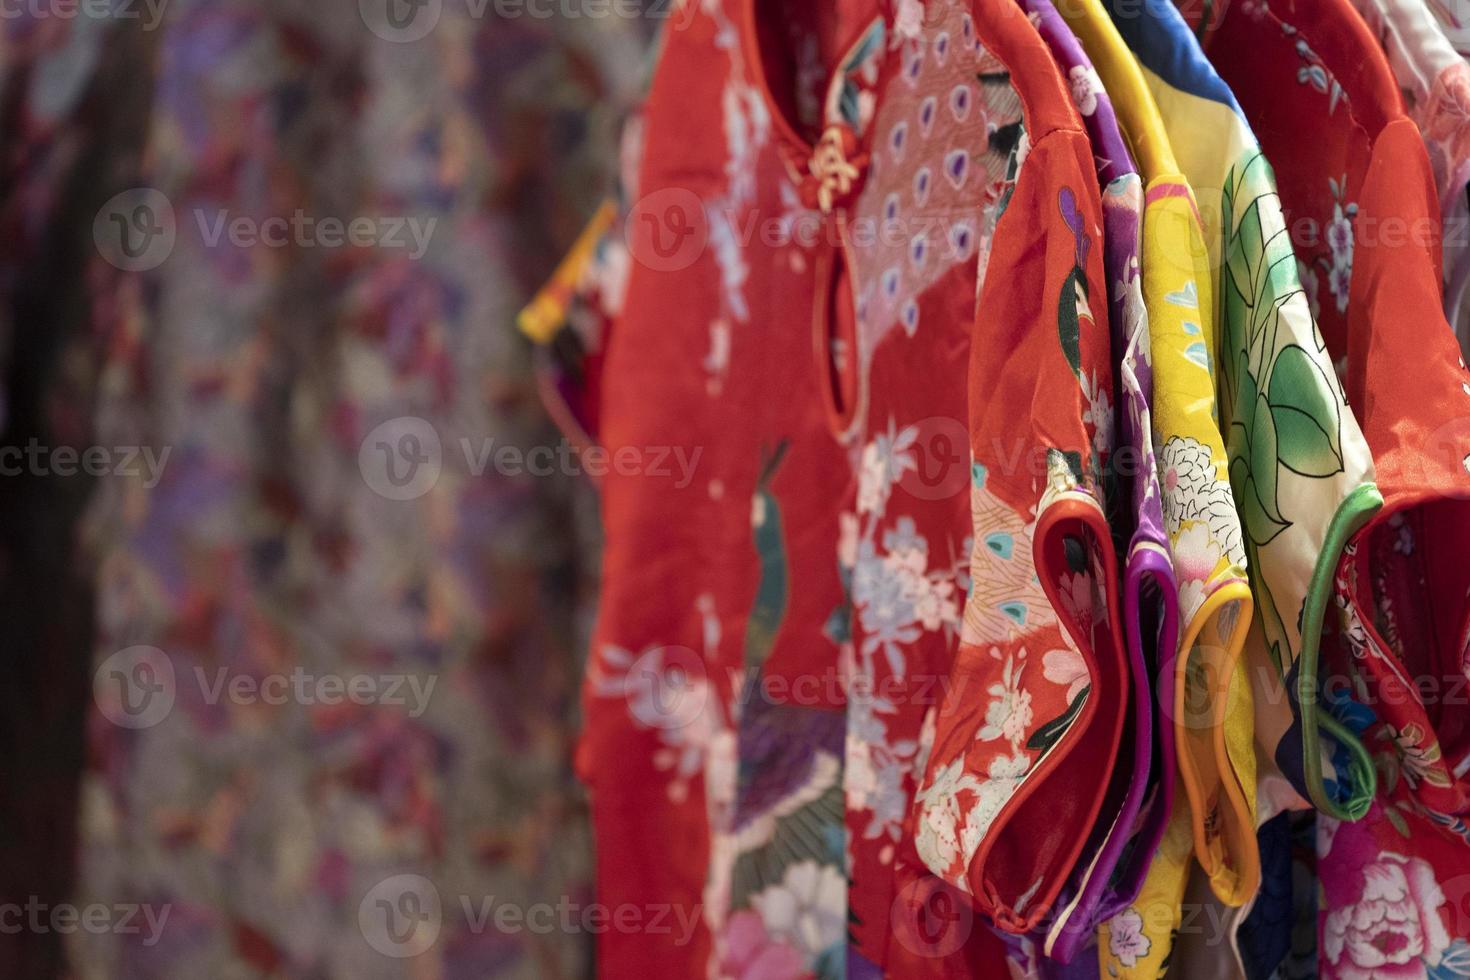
[572,0,1122,976]
[1191,0,1470,976]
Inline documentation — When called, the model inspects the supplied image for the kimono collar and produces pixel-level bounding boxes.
[737,3,891,213]
[1025,0,1137,184]
[971,0,1086,142]
[1245,0,1405,142]
[1052,0,1179,181]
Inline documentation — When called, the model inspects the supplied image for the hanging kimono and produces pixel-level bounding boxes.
[1115,0,1384,824]
[1052,1,1262,974]
[1015,0,1182,966]
[578,0,1122,975]
[1186,0,1470,977]
[1346,0,1470,354]
[578,4,856,973]
[904,0,1129,960]
[71,5,628,978]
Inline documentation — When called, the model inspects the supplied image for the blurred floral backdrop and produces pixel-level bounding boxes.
[0,1,649,977]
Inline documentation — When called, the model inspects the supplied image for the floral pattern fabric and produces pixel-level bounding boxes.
[1022,1,1182,966]
[1056,5,1263,977]
[910,0,1129,948]
[580,0,1121,975]
[44,2,1470,980]
[57,3,649,979]
[581,4,847,975]
[1115,1,1389,973]
[1347,0,1470,355]
[1125,0,1384,827]
[1188,0,1470,977]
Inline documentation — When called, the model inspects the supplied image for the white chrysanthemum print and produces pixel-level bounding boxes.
[1158,435,1246,569]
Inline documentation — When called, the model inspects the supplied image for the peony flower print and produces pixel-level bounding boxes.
[718,910,809,980]
[1322,851,1451,979]
[1320,814,1458,980]
[1159,435,1245,566]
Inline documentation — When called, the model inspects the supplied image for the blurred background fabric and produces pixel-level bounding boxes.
[0,2,651,977]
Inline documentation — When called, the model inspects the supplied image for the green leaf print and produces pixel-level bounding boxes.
[1383,800,1410,838]
[728,782,845,909]
[1267,344,1344,478]
[1219,152,1344,549]
[1229,353,1290,546]
[1220,184,1260,399]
